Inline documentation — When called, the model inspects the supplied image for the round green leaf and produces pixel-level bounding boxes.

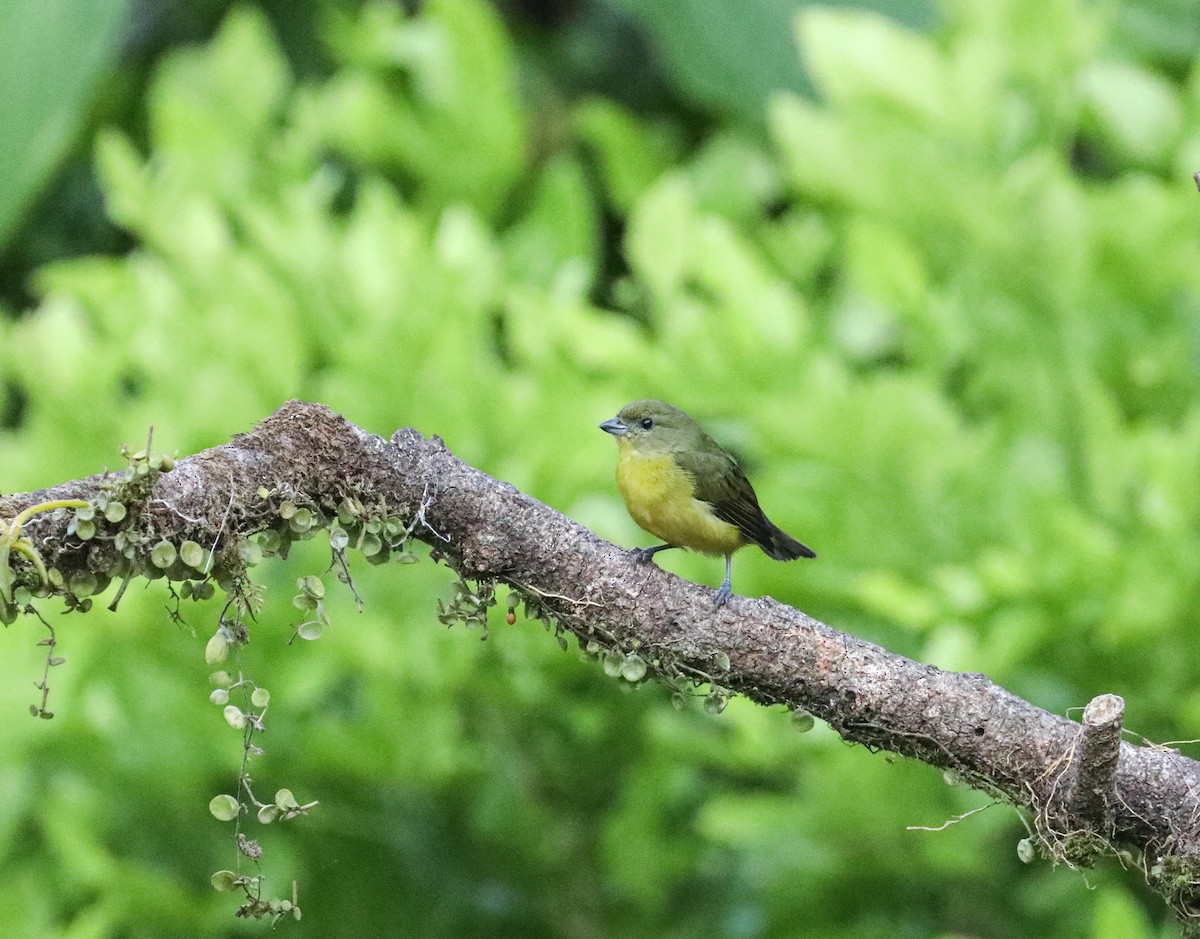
[211,870,239,891]
[301,575,324,599]
[180,540,206,569]
[209,795,241,821]
[150,540,177,569]
[296,621,323,641]
[620,654,647,682]
[205,631,229,665]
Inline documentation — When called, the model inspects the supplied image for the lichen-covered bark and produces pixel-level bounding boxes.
[4,401,1200,921]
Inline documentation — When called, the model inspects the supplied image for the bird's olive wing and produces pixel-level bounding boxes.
[674,446,774,547]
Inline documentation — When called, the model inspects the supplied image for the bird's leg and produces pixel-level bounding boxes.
[632,544,675,565]
[714,554,733,606]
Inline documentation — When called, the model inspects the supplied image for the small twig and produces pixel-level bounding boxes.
[1113,787,1156,834]
[26,606,58,718]
[907,801,1000,832]
[1150,737,1200,750]
[415,484,450,543]
[151,499,202,524]
[107,573,134,612]
[206,471,237,575]
[673,661,719,685]
[330,547,363,611]
[512,580,603,608]
[847,720,964,767]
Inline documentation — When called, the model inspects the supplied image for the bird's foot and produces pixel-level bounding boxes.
[631,546,661,565]
[714,555,734,606]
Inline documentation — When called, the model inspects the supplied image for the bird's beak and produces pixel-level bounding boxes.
[599,417,628,437]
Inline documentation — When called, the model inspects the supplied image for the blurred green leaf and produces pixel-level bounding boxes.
[612,0,813,121]
[573,98,683,213]
[0,0,127,251]
[612,0,936,122]
[1113,0,1200,71]
[503,156,599,291]
[1090,887,1152,939]
[798,6,947,118]
[1079,59,1183,167]
[316,0,526,218]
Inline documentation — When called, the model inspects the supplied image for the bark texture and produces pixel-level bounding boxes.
[4,401,1200,921]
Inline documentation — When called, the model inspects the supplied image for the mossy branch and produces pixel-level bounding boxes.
[4,401,1200,926]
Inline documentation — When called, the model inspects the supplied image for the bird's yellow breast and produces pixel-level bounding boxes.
[614,442,745,556]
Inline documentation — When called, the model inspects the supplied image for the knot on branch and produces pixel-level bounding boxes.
[1066,693,1125,834]
[1030,694,1126,868]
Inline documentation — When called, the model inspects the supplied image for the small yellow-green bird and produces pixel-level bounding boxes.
[600,399,815,605]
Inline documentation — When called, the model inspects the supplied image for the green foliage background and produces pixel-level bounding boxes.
[1,0,1198,936]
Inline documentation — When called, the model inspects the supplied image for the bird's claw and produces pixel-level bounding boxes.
[631,547,659,565]
[714,583,732,606]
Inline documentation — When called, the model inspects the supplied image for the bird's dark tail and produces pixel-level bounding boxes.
[758,524,816,561]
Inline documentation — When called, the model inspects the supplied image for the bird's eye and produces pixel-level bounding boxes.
[639,417,654,430]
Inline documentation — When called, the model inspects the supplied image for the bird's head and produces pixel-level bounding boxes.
[600,400,702,453]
